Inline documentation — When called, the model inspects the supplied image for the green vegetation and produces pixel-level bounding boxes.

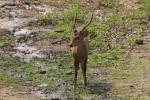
[36,32,63,40]
[37,12,61,26]
[0,55,56,90]
[108,57,150,99]
[0,69,17,87]
[0,11,7,18]
[0,0,150,99]
[140,0,150,15]
[34,4,150,98]
[0,28,14,48]
[36,6,87,38]
[96,0,119,8]
[139,0,150,28]
[36,0,149,68]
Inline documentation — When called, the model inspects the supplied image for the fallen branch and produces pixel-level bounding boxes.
[54,30,64,33]
[51,37,69,44]
[0,3,19,8]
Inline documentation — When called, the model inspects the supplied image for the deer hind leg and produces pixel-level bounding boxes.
[74,60,79,88]
[81,60,87,86]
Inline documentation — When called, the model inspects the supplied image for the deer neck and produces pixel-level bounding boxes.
[76,38,88,53]
[72,38,88,60]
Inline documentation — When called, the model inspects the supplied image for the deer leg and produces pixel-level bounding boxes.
[74,60,79,88]
[81,60,87,86]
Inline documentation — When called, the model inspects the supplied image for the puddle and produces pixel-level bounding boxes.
[12,43,47,63]
[0,17,37,32]
[14,27,53,37]
[14,28,34,36]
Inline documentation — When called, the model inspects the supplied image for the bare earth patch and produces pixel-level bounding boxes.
[0,87,39,100]
[34,39,69,53]
[119,0,142,9]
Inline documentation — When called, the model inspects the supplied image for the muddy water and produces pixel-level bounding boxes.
[11,43,47,63]
[0,17,36,32]
[0,0,56,62]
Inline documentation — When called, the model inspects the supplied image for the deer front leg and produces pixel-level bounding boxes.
[74,60,79,88]
[81,60,87,86]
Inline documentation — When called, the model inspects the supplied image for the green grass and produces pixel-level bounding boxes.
[36,32,64,40]
[0,55,56,90]
[1,45,149,99]
[36,2,145,59]
[0,28,14,48]
[0,11,7,18]
[36,0,149,52]
[108,57,150,82]
[0,53,73,98]
[139,0,150,14]
[36,6,88,38]
[87,0,150,68]
[105,56,150,99]
[0,0,150,99]
[96,0,119,8]
[0,69,17,87]
[1,54,149,99]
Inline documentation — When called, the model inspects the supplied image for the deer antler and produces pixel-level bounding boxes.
[82,14,93,31]
[72,13,77,29]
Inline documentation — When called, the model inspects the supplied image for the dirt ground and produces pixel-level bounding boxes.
[0,87,39,100]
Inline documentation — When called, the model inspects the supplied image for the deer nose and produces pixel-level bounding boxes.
[69,44,73,47]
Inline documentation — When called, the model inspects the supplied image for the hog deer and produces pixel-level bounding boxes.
[69,13,93,87]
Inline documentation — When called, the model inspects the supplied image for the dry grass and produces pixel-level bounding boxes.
[119,0,143,9]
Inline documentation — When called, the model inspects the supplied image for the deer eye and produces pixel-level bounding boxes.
[76,37,80,40]
[74,29,77,33]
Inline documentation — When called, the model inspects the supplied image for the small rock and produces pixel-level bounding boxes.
[130,85,135,88]
[39,70,46,74]
[38,83,48,88]
[14,28,32,36]
[8,86,13,89]
[58,63,63,66]
[66,71,73,75]
[24,81,31,85]
[135,40,144,45]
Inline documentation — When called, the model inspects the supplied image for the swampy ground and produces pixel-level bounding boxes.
[0,0,150,100]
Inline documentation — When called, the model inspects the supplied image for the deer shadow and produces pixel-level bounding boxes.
[71,82,112,100]
[87,82,112,95]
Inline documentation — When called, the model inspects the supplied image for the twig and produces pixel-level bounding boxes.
[51,37,68,44]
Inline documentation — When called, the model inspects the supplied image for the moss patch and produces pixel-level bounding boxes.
[0,69,17,88]
[0,28,14,48]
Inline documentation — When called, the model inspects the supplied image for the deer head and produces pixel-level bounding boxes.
[69,13,93,47]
